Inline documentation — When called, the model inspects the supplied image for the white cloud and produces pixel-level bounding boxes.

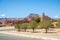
[54,15,58,18]
[0,14,5,17]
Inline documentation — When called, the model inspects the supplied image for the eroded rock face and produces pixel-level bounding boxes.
[1,13,53,26]
[40,12,52,21]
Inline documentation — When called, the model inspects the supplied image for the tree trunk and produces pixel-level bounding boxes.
[45,28,48,33]
[33,28,34,32]
[18,28,20,32]
[24,29,26,32]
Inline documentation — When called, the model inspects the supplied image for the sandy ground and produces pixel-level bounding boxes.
[8,29,60,38]
[0,27,60,40]
[0,26,14,29]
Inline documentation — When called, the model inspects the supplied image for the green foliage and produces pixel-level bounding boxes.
[22,23,27,28]
[15,24,22,31]
[29,21,38,29]
[34,18,40,23]
[39,20,52,33]
[0,24,3,27]
[29,21,38,32]
[50,24,54,28]
[21,23,28,32]
[15,24,21,28]
[39,20,52,28]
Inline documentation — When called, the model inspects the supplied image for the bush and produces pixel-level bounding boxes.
[0,25,3,27]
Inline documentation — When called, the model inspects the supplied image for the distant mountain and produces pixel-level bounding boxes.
[0,18,17,22]
[0,18,4,22]
[27,13,39,18]
[26,13,39,21]
[0,13,59,22]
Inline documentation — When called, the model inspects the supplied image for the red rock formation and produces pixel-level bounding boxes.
[40,12,52,21]
[2,13,52,26]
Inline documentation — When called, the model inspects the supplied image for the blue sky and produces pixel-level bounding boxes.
[0,0,60,18]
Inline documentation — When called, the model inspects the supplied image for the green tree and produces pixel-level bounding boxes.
[0,24,3,27]
[29,21,38,32]
[22,23,28,32]
[39,20,52,33]
[15,24,22,32]
[34,18,40,23]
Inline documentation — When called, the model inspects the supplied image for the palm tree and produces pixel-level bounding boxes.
[29,21,38,32]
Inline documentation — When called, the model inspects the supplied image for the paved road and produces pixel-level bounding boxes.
[0,33,44,40]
